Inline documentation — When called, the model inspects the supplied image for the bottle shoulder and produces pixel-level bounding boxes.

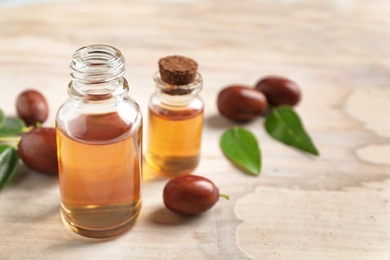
[56,97,142,144]
[149,92,204,109]
[148,94,204,120]
[57,96,142,117]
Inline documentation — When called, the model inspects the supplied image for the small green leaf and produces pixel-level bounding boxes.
[0,109,4,129]
[0,145,19,192]
[0,117,26,137]
[220,126,261,176]
[265,106,319,155]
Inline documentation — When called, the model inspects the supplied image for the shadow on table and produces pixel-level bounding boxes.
[8,164,58,190]
[146,207,202,226]
[204,114,237,129]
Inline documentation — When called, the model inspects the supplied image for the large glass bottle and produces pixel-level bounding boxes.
[56,44,142,238]
[145,58,204,178]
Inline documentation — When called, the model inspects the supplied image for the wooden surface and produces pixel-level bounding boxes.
[1,0,390,259]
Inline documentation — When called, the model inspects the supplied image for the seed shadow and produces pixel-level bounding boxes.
[8,164,29,185]
[204,114,236,129]
[8,164,58,190]
[147,207,201,226]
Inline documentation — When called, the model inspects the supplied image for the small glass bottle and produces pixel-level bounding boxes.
[145,55,204,178]
[56,44,143,238]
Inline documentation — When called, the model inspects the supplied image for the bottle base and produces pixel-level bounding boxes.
[60,202,141,239]
[144,154,199,178]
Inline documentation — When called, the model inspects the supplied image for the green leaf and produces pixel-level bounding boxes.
[220,126,261,176]
[0,145,19,192]
[0,109,4,129]
[0,117,26,137]
[265,106,319,156]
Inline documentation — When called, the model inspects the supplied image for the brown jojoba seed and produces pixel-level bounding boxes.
[217,85,268,122]
[163,175,220,215]
[16,89,49,126]
[255,76,301,107]
[18,127,58,175]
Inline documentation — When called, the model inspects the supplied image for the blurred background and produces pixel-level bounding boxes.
[2,0,387,124]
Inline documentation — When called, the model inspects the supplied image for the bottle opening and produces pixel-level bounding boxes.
[69,44,127,97]
[71,44,125,83]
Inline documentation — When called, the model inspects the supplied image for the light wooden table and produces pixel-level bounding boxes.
[1,0,390,259]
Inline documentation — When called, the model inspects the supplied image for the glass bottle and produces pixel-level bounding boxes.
[56,44,143,238]
[145,64,204,178]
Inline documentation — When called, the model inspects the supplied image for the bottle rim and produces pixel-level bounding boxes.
[68,44,128,100]
[70,44,125,84]
[153,71,203,96]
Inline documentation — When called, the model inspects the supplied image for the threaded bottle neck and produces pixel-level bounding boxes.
[69,44,127,99]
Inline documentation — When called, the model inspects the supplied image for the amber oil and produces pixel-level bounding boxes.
[57,114,142,238]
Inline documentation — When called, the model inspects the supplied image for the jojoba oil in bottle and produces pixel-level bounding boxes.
[145,55,204,178]
[56,45,143,238]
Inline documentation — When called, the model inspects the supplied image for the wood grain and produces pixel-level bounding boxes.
[0,0,390,259]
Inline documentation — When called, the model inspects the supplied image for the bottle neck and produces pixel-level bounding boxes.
[153,71,203,106]
[68,44,128,101]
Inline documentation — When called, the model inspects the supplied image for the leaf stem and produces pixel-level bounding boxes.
[0,136,21,142]
[0,136,21,148]
[22,126,33,133]
[219,193,230,200]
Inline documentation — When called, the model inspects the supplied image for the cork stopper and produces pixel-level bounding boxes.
[158,55,198,86]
